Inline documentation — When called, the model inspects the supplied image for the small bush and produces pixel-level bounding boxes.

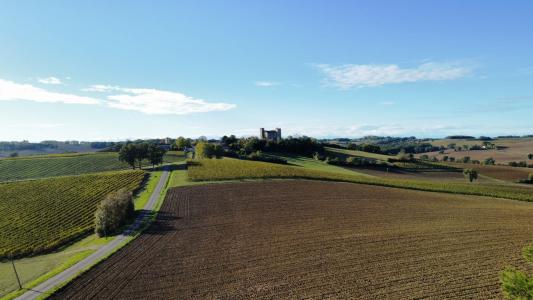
[501,245,533,299]
[94,188,135,237]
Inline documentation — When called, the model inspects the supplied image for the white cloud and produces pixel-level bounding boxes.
[318,62,471,89]
[84,84,236,115]
[380,101,395,106]
[268,123,466,139]
[254,81,279,87]
[81,85,122,92]
[37,77,63,85]
[0,79,100,105]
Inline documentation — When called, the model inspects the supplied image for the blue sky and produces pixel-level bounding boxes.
[1,1,533,141]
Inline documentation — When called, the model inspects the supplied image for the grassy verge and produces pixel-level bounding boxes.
[188,158,533,202]
[0,234,109,300]
[133,171,162,210]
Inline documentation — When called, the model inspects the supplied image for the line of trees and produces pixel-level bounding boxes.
[221,136,324,157]
[118,143,167,169]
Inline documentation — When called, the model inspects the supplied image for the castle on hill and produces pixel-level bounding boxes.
[260,128,281,142]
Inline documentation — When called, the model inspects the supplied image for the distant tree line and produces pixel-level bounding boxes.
[220,135,324,157]
[446,135,476,140]
[0,141,59,151]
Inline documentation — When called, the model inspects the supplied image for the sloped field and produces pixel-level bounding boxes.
[0,152,183,182]
[53,181,533,299]
[0,170,145,258]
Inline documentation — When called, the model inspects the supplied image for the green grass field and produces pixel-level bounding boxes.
[188,158,533,203]
[0,151,184,182]
[324,147,394,161]
[0,170,145,258]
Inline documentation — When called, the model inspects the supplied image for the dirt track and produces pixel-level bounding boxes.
[52,180,533,299]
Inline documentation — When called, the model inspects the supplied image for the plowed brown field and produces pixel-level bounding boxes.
[52,181,533,299]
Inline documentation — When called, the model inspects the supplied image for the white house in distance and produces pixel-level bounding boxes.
[260,128,282,142]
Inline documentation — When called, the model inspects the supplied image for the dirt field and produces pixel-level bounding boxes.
[446,163,532,182]
[348,167,499,183]
[423,138,533,165]
[52,181,533,299]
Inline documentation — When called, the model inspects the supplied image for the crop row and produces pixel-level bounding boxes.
[188,158,533,202]
[0,152,183,182]
[0,170,145,258]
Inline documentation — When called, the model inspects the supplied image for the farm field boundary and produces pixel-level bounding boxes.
[49,181,533,299]
[188,159,533,202]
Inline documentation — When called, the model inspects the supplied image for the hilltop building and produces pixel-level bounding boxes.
[260,128,282,142]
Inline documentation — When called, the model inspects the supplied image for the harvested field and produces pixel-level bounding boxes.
[53,181,533,299]
[422,138,533,165]
[449,163,532,182]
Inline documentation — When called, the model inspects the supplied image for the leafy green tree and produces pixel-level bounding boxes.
[174,136,192,150]
[118,144,137,169]
[221,135,238,148]
[442,155,449,162]
[195,141,212,159]
[9,152,18,157]
[135,143,149,169]
[147,144,166,169]
[347,143,358,150]
[484,157,496,165]
[463,168,478,182]
[94,188,135,237]
[242,137,262,154]
[461,156,471,164]
[213,144,224,159]
[501,245,533,299]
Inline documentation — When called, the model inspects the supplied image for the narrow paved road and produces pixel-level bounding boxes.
[16,167,170,300]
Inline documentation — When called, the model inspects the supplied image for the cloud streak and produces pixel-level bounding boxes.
[84,84,236,115]
[318,62,471,89]
[0,79,236,115]
[37,77,63,85]
[0,79,100,105]
[254,81,279,87]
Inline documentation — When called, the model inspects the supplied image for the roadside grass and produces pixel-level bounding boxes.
[133,171,162,210]
[0,234,110,299]
[188,158,533,202]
